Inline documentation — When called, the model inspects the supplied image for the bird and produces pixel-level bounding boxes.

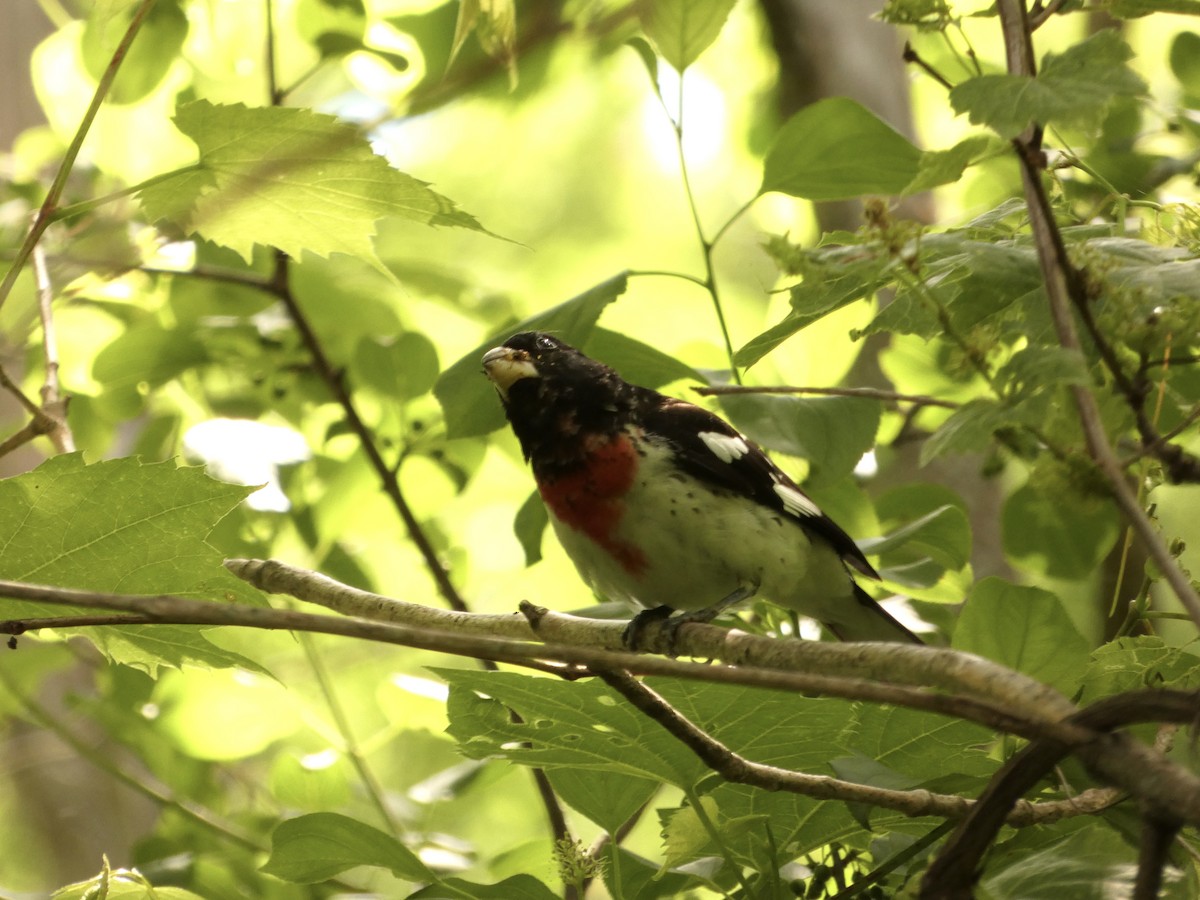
[482,331,921,644]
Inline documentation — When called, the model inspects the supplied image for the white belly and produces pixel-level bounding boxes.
[546,441,855,620]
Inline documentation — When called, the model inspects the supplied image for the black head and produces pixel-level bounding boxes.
[481,331,636,465]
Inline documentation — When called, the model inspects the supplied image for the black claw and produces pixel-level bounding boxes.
[622,605,675,651]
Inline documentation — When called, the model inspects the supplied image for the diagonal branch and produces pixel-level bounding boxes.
[921,691,1199,898]
[263,254,469,614]
[995,0,1200,630]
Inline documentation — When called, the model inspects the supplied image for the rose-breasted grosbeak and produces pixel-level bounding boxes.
[482,331,920,643]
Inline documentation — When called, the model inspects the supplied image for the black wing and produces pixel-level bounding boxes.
[639,394,879,580]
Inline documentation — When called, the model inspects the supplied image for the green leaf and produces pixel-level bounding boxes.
[760,98,924,200]
[410,874,559,900]
[139,101,489,270]
[82,1,188,105]
[1107,0,1200,16]
[1170,31,1200,95]
[92,319,209,389]
[858,504,971,572]
[718,394,881,486]
[903,135,992,195]
[546,767,658,833]
[638,0,738,72]
[949,30,1146,138]
[584,327,703,389]
[433,272,629,438]
[996,346,1091,398]
[261,812,434,883]
[0,455,264,675]
[354,331,440,401]
[440,669,709,786]
[1002,480,1120,579]
[953,578,1090,694]
[736,244,893,367]
[920,398,1016,465]
[981,823,1143,899]
[1080,636,1200,702]
[52,869,206,900]
[514,489,548,566]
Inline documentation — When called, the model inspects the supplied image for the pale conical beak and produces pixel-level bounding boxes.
[482,346,539,400]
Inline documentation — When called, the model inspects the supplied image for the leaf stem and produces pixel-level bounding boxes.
[655,69,741,383]
[49,166,202,222]
[0,0,158,310]
[0,664,264,853]
[683,784,754,899]
[294,624,400,835]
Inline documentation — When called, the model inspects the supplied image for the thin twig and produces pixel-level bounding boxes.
[0,0,158,310]
[32,243,74,453]
[902,42,955,90]
[695,383,959,409]
[654,66,740,382]
[0,614,157,632]
[295,626,400,835]
[264,254,469,614]
[1029,0,1070,29]
[921,690,1197,898]
[1134,811,1182,900]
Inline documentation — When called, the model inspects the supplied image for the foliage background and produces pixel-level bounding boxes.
[2,0,1200,897]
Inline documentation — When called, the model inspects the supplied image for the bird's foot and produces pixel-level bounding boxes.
[622,605,675,652]
[622,584,758,655]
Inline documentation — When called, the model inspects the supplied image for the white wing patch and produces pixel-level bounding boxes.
[698,430,750,464]
[773,479,822,519]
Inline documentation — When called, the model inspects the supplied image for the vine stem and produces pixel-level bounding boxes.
[295,626,400,835]
[656,67,742,383]
[0,0,158,310]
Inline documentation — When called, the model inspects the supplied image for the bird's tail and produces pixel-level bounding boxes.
[824,584,924,644]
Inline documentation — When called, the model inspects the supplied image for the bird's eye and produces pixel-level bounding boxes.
[535,336,557,351]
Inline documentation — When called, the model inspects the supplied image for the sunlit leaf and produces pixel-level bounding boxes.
[953,578,1090,693]
[513,489,548,566]
[139,101,491,270]
[0,455,263,675]
[546,767,658,833]
[858,504,971,571]
[719,393,881,485]
[903,135,993,194]
[760,98,923,200]
[262,812,434,882]
[639,0,738,72]
[950,30,1146,137]
[1002,481,1120,580]
[410,874,559,899]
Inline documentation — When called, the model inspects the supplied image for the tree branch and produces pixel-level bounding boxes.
[5,570,1200,827]
[695,383,959,409]
[921,690,1200,898]
[995,0,1200,630]
[595,669,1121,827]
[262,253,469,614]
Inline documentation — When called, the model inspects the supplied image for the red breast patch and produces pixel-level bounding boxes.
[538,432,648,576]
